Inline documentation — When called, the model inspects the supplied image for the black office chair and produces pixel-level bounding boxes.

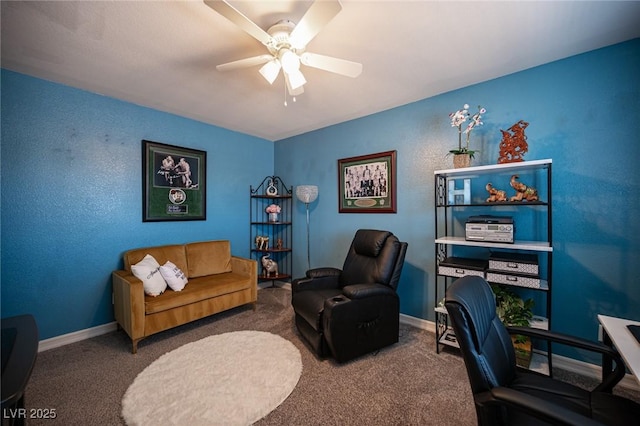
[445,275,640,426]
[2,315,38,426]
[291,229,407,363]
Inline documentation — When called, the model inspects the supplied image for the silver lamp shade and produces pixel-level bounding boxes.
[296,185,318,204]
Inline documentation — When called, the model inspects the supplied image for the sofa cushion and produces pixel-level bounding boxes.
[185,241,232,278]
[124,245,188,276]
[131,254,167,297]
[144,272,252,314]
[159,261,188,291]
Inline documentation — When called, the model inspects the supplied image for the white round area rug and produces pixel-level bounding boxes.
[122,331,302,426]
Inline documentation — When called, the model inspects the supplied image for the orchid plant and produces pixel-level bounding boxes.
[448,104,486,158]
[265,204,281,214]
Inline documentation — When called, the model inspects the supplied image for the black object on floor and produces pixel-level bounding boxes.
[1,314,39,426]
[627,325,640,344]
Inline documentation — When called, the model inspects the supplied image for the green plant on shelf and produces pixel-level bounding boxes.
[491,284,534,343]
[491,284,535,368]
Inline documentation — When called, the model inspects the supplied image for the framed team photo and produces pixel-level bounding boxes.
[338,150,396,213]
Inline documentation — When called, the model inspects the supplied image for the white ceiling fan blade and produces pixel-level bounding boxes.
[289,0,342,50]
[204,0,272,46]
[216,54,273,72]
[284,73,305,96]
[300,52,362,78]
[259,59,281,85]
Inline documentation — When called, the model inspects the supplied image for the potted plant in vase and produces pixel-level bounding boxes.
[491,284,535,368]
[448,104,486,168]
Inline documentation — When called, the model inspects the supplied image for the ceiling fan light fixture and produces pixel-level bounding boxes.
[286,68,307,91]
[279,49,300,74]
[206,0,361,99]
[259,59,281,84]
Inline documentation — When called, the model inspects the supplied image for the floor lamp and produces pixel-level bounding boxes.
[295,185,318,271]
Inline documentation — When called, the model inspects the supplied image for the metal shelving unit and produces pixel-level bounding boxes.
[250,176,293,286]
[434,159,553,373]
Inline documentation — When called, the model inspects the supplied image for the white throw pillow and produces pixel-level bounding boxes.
[131,254,167,297]
[159,261,188,291]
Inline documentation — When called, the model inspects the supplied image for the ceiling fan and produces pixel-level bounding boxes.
[204,0,362,100]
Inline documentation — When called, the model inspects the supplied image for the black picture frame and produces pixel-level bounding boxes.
[142,140,206,222]
[338,150,397,213]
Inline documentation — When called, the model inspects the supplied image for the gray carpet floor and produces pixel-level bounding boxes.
[24,287,639,425]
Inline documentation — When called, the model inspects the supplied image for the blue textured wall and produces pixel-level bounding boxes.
[2,39,639,360]
[276,39,640,355]
[1,70,273,339]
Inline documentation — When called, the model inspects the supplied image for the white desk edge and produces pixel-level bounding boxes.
[597,314,640,384]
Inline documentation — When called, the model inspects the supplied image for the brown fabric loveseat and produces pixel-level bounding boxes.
[112,240,257,353]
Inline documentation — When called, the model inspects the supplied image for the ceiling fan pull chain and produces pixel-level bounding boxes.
[284,81,288,107]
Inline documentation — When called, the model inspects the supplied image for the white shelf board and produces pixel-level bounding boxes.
[530,315,549,330]
[435,306,447,314]
[438,329,460,348]
[435,158,552,176]
[435,236,552,252]
[437,307,549,331]
[487,277,549,291]
[529,351,550,376]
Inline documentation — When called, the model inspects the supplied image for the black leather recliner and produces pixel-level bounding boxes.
[445,275,640,426]
[291,229,408,363]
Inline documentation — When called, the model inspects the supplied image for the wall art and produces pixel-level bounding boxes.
[142,140,206,221]
[338,150,396,213]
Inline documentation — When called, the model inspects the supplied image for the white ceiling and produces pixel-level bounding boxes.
[2,1,639,141]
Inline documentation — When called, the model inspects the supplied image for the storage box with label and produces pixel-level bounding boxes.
[485,270,544,289]
[489,252,539,275]
[438,257,487,278]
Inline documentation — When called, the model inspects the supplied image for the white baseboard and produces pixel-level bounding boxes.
[399,314,640,393]
[400,313,435,333]
[552,351,640,392]
[38,322,118,353]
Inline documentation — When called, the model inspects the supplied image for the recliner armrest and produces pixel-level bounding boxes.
[291,274,340,293]
[306,267,342,279]
[342,283,396,299]
[478,387,602,426]
[507,325,626,392]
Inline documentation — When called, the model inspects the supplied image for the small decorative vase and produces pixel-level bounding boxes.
[453,153,471,169]
[268,212,279,222]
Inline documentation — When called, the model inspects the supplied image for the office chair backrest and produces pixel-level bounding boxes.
[340,229,407,290]
[445,275,517,394]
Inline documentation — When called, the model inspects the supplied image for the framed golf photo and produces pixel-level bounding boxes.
[142,140,207,222]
